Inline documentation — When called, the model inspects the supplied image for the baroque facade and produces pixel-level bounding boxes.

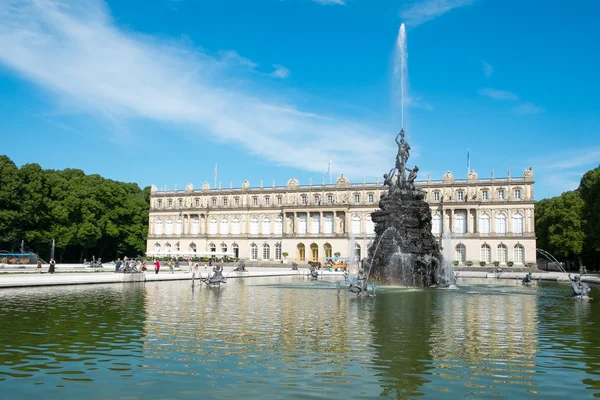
[146,168,536,266]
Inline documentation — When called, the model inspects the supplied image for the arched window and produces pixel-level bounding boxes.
[479,213,490,235]
[232,243,239,258]
[454,212,466,235]
[189,243,197,253]
[455,244,466,263]
[192,217,199,235]
[250,243,258,260]
[154,243,161,254]
[496,214,507,236]
[324,214,334,234]
[262,217,271,235]
[514,244,524,264]
[250,216,259,235]
[297,243,306,261]
[311,214,320,234]
[512,213,524,235]
[298,215,307,235]
[432,214,441,235]
[480,244,491,263]
[324,243,332,258]
[176,218,183,235]
[263,243,270,260]
[366,216,375,235]
[221,243,228,254]
[155,219,163,235]
[209,243,216,253]
[351,215,361,235]
[355,243,361,260]
[165,243,172,254]
[274,243,282,260]
[220,217,229,235]
[209,218,217,235]
[175,242,180,252]
[275,216,283,235]
[497,244,508,264]
[165,219,173,236]
[232,217,241,235]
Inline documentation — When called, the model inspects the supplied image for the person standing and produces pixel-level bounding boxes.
[36,260,42,274]
[115,258,122,273]
[48,258,56,274]
[154,259,161,274]
[168,260,174,274]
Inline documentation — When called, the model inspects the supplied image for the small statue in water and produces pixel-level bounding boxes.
[348,267,370,297]
[522,272,534,285]
[233,259,246,272]
[570,274,591,299]
[308,264,319,279]
[291,261,298,271]
[202,265,227,286]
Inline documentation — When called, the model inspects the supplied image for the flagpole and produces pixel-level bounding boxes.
[214,163,217,189]
[467,149,470,176]
[329,160,332,184]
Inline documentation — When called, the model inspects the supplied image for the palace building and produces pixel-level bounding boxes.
[146,168,536,266]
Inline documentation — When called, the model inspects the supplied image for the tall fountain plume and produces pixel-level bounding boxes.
[395,23,408,128]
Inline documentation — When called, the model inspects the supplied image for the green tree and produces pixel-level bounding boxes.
[579,165,600,254]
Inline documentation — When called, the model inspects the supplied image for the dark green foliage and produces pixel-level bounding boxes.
[0,156,148,262]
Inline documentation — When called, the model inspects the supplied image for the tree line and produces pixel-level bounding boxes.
[535,165,600,270]
[0,155,149,263]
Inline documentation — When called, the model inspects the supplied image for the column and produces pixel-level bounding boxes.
[319,211,324,234]
[332,211,337,235]
[467,208,472,234]
[507,210,513,235]
[442,209,449,233]
[474,210,479,233]
[293,212,297,234]
[450,209,455,233]
[149,217,154,235]
[491,210,496,234]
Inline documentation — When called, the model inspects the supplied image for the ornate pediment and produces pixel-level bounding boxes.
[335,174,350,187]
[286,177,299,189]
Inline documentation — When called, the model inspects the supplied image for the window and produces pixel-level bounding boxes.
[301,195,308,205]
[168,199,173,208]
[211,198,217,207]
[154,243,161,254]
[176,218,183,236]
[265,196,270,206]
[434,192,440,201]
[189,243,197,253]
[192,217,199,235]
[195,199,200,207]
[324,214,333,234]
[355,243,361,260]
[479,213,490,235]
[223,198,228,206]
[497,244,508,263]
[251,243,258,260]
[253,197,258,206]
[234,197,240,206]
[512,213,524,235]
[276,196,282,206]
[454,212,466,234]
[314,195,320,204]
[495,214,507,235]
[311,214,320,234]
[220,217,229,235]
[209,243,216,253]
[232,243,239,258]
[327,194,333,204]
[263,244,270,260]
[366,216,375,234]
[232,217,241,235]
[480,244,491,263]
[157,199,163,209]
[514,244,524,264]
[275,216,283,235]
[275,243,282,260]
[482,190,488,200]
[209,218,217,235]
[324,243,332,258]
[514,189,521,200]
[455,244,466,263]
[165,243,172,254]
[298,215,307,234]
[498,189,505,200]
[178,198,183,208]
[368,193,374,203]
[250,217,259,235]
[457,191,464,201]
[155,219,163,235]
[351,215,361,235]
[432,214,441,235]
[262,217,271,235]
[221,243,227,254]
[354,194,360,203]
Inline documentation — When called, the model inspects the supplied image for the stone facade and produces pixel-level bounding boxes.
[146,168,536,266]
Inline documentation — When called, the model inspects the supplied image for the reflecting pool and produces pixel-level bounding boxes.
[1,277,599,399]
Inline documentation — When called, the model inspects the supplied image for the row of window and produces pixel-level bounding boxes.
[432,188,522,202]
[455,243,525,264]
[431,212,525,235]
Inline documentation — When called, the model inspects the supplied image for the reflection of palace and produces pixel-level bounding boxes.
[146,168,535,265]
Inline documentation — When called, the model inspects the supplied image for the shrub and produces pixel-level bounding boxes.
[507,261,514,267]
[334,252,341,258]
[453,260,460,266]
[480,261,486,267]
[466,261,473,266]
[493,261,500,267]
[282,252,289,258]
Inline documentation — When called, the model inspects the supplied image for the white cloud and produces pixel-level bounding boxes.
[478,88,519,101]
[482,61,493,78]
[270,64,290,79]
[0,0,392,178]
[400,0,473,27]
[313,0,345,5]
[538,148,600,171]
[512,102,544,115]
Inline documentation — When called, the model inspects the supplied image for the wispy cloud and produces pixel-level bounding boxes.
[400,0,473,27]
[0,0,391,178]
[270,64,290,79]
[482,61,493,78]
[538,148,600,171]
[512,102,544,115]
[478,88,519,101]
[313,0,345,5]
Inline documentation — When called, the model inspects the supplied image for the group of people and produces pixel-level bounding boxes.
[35,259,56,274]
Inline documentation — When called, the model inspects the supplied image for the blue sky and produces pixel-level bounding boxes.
[0,0,598,200]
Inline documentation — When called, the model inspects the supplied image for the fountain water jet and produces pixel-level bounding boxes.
[395,23,408,128]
